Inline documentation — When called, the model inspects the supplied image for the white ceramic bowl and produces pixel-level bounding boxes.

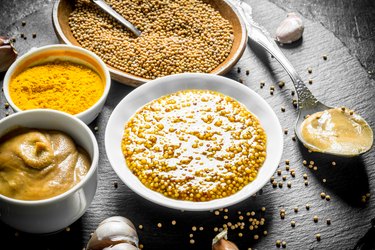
[0,109,99,233]
[3,44,111,124]
[105,73,283,211]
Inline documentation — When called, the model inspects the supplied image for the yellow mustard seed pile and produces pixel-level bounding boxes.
[122,90,267,201]
[69,0,234,79]
[9,61,104,115]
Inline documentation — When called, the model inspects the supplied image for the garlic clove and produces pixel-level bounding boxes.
[87,216,139,250]
[275,13,304,44]
[0,36,18,72]
[212,229,239,250]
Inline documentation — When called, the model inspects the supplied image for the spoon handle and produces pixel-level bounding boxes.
[235,1,318,109]
[91,0,141,37]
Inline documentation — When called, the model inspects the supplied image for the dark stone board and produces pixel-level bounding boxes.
[0,0,375,249]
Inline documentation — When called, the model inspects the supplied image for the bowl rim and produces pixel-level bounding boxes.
[52,0,247,86]
[0,109,99,206]
[105,73,283,211]
[3,44,111,122]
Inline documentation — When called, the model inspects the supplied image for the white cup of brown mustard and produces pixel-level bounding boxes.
[0,109,99,234]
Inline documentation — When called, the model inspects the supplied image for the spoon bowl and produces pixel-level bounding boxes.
[234,0,374,157]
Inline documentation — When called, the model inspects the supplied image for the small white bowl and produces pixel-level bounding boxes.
[3,44,111,124]
[0,109,99,234]
[105,73,283,211]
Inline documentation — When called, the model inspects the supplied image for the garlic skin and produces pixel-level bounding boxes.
[212,230,239,250]
[275,13,304,44]
[0,36,18,72]
[87,216,139,250]
[103,243,139,250]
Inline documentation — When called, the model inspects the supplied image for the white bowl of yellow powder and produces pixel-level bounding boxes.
[3,44,111,124]
[105,73,283,211]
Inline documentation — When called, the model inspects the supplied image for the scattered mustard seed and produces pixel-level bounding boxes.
[66,227,71,232]
[291,220,296,227]
[304,180,309,186]
[254,234,259,240]
[138,225,143,230]
[276,240,281,248]
[313,216,319,223]
[307,67,312,74]
[192,226,197,231]
[303,173,308,179]
[278,182,283,188]
[4,102,9,109]
[21,21,26,26]
[238,232,243,237]
[294,207,298,213]
[320,192,326,199]
[32,33,36,38]
[190,239,195,244]
[326,219,331,225]
[316,233,321,241]
[278,81,285,88]
[263,230,268,236]
[306,204,310,210]
[332,161,336,166]
[157,223,162,228]
[323,55,328,60]
[325,195,331,201]
[246,70,250,75]
[308,79,313,84]
[261,207,266,212]
[214,211,220,215]
[171,220,176,225]
[284,129,288,135]
[287,181,292,188]
[277,169,282,176]
[281,107,286,112]
[282,241,287,248]
[282,175,287,181]
[302,160,307,165]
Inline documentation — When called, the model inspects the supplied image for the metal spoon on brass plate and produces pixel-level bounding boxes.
[92,0,141,37]
[232,0,373,157]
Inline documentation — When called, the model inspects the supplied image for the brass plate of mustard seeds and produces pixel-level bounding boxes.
[105,73,283,211]
[52,0,247,87]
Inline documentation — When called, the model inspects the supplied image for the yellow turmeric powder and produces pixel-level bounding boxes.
[9,61,104,115]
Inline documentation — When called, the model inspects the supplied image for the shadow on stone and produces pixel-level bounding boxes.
[297,141,370,207]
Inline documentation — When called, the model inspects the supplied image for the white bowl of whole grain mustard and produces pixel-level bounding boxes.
[105,73,283,211]
[3,44,111,124]
[0,109,98,234]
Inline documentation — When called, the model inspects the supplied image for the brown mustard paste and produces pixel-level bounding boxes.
[0,128,91,200]
[300,107,373,155]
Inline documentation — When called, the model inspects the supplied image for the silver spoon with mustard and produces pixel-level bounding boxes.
[91,0,141,37]
[234,1,373,157]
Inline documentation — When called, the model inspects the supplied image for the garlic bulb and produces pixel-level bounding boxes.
[0,36,18,72]
[212,230,239,250]
[275,13,304,44]
[87,216,139,250]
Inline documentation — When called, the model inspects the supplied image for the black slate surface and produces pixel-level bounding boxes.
[1,0,375,249]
